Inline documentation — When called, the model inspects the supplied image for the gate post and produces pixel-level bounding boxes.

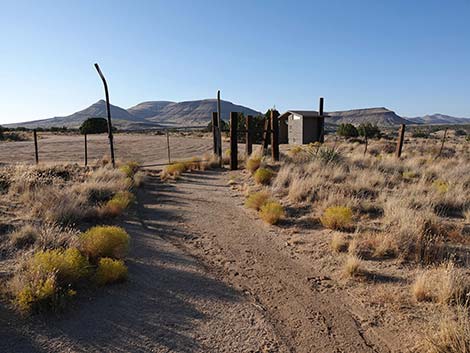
[271,110,280,161]
[230,112,238,170]
[262,117,271,154]
[84,133,88,166]
[212,112,218,155]
[246,115,253,157]
[395,124,406,158]
[33,129,39,164]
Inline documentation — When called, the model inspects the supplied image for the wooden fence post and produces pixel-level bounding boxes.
[319,97,325,143]
[84,133,88,166]
[166,130,171,164]
[212,112,218,155]
[246,115,253,157]
[271,110,280,161]
[437,128,448,158]
[94,63,115,168]
[262,117,271,154]
[217,90,223,164]
[395,124,406,158]
[230,112,238,170]
[33,129,39,164]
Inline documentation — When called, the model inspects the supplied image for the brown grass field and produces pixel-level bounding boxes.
[1,129,469,352]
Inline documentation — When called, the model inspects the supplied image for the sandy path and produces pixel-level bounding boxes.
[1,168,394,352]
[150,170,393,353]
[0,172,281,353]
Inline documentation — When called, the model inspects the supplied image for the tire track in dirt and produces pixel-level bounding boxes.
[149,170,392,353]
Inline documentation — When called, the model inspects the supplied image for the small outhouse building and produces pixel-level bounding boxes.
[279,110,326,144]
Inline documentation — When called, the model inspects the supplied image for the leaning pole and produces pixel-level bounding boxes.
[94,63,116,168]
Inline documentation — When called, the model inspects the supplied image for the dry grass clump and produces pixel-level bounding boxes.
[343,255,363,277]
[412,262,470,304]
[423,305,470,353]
[320,206,354,231]
[253,168,274,185]
[119,161,140,179]
[246,156,262,174]
[93,258,128,286]
[331,233,348,253]
[161,162,187,180]
[9,224,38,249]
[245,191,271,210]
[100,191,135,217]
[79,226,129,260]
[259,201,284,225]
[348,232,397,259]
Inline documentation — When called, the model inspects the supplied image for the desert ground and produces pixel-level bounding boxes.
[1,131,469,353]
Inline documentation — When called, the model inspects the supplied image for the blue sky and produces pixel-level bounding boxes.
[1,0,469,124]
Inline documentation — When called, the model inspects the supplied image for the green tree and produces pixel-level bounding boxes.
[79,118,109,134]
[358,123,381,138]
[336,123,359,138]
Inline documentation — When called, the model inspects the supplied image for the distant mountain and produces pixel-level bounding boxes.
[406,114,470,125]
[141,99,261,126]
[6,99,261,129]
[327,107,412,127]
[127,101,175,120]
[6,100,140,129]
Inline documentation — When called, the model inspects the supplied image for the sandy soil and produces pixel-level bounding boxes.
[0,133,217,166]
[1,166,416,352]
[0,170,282,353]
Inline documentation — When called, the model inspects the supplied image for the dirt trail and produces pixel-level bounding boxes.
[147,170,393,353]
[1,169,394,352]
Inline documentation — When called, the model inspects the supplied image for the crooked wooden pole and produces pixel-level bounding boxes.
[33,129,39,164]
[229,112,238,170]
[271,110,280,161]
[437,128,448,158]
[94,63,115,168]
[246,115,253,157]
[395,124,406,158]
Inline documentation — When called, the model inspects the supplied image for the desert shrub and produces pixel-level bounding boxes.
[245,191,271,210]
[161,162,186,180]
[93,258,128,286]
[358,123,381,139]
[79,226,129,260]
[30,248,91,284]
[79,117,108,134]
[10,224,38,249]
[14,272,67,312]
[259,201,284,225]
[423,305,470,353]
[337,123,359,138]
[253,168,274,185]
[402,170,419,181]
[433,179,449,193]
[101,191,135,217]
[246,156,262,174]
[318,148,342,164]
[119,161,140,178]
[343,255,363,277]
[412,130,430,138]
[320,206,354,231]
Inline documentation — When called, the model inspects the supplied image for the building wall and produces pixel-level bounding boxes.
[288,113,303,144]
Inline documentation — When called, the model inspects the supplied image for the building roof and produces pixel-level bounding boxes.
[279,110,329,119]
